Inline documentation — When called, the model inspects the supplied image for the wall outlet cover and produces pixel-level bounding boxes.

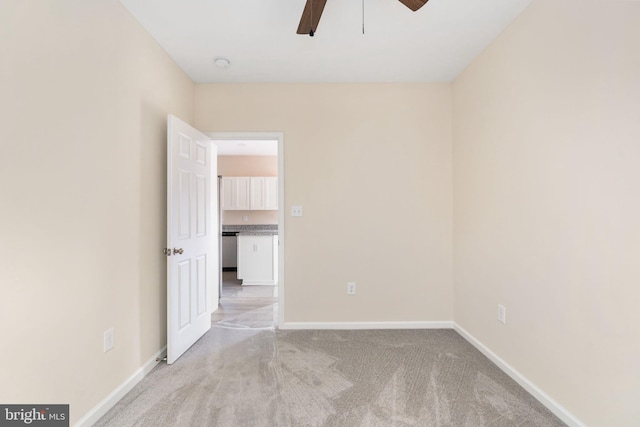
[347,282,356,295]
[104,328,114,352]
[498,305,506,324]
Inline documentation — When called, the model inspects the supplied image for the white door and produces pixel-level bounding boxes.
[166,114,218,364]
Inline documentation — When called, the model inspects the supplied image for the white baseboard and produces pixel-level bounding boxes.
[453,323,586,427]
[74,346,167,427]
[279,321,453,330]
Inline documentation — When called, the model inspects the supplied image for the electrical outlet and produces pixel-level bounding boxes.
[291,206,303,217]
[242,215,249,222]
[497,305,506,324]
[104,328,114,352]
[347,282,356,295]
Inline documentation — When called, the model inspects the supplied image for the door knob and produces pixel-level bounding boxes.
[162,248,171,256]
[173,248,184,255]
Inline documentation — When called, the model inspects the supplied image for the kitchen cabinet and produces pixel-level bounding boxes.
[221,177,250,210]
[250,177,278,210]
[264,177,278,210]
[222,176,278,210]
[237,234,278,285]
[249,177,265,210]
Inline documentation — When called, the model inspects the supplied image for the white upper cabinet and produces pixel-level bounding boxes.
[222,176,278,210]
[264,177,278,210]
[221,177,250,210]
[250,177,266,210]
[221,178,234,209]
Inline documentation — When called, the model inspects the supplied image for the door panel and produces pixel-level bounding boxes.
[178,169,191,239]
[196,174,207,237]
[196,255,207,315]
[178,259,191,329]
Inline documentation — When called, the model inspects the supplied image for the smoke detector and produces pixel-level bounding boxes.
[214,57,231,69]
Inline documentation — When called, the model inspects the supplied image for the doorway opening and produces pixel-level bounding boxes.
[209,132,284,329]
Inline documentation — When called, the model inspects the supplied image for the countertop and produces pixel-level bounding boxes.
[223,224,278,235]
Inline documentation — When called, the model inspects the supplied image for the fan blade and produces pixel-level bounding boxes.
[297,0,328,35]
[398,0,428,12]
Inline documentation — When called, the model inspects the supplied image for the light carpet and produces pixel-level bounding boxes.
[95,324,565,427]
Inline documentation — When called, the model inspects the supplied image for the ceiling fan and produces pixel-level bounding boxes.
[297,0,428,36]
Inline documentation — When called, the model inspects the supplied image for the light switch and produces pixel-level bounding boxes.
[291,205,303,217]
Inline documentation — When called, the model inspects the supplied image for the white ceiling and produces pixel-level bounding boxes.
[214,139,278,156]
[119,0,533,83]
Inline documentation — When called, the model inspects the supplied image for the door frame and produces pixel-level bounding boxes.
[208,132,285,326]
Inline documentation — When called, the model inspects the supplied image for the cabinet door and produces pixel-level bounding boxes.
[264,177,278,210]
[237,235,274,282]
[250,177,265,210]
[221,177,250,210]
[221,177,235,210]
[234,177,251,210]
[222,176,276,211]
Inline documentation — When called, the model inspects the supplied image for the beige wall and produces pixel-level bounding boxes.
[218,155,278,176]
[197,84,453,323]
[0,0,194,424]
[452,0,640,425]
[218,155,279,224]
